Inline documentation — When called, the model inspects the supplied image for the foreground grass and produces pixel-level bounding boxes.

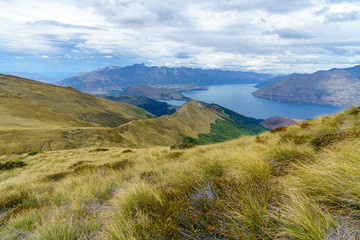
[1,107,360,239]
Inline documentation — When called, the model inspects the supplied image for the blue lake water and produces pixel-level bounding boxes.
[181,84,342,120]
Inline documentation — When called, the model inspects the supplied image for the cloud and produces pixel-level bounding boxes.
[273,28,313,39]
[324,11,360,22]
[0,0,360,74]
[30,20,103,30]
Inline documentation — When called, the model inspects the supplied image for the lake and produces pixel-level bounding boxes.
[181,84,342,120]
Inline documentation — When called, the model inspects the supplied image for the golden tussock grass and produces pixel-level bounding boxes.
[1,107,360,239]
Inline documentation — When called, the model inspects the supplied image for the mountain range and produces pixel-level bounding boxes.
[253,65,360,107]
[58,64,273,94]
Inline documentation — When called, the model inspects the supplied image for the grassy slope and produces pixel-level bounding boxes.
[99,95,173,116]
[0,74,153,154]
[114,100,267,147]
[0,74,150,128]
[1,106,360,239]
[184,104,267,144]
[114,100,222,147]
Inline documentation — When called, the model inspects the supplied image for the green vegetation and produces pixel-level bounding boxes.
[100,95,178,116]
[183,105,267,145]
[89,148,109,153]
[1,106,360,239]
[27,151,43,156]
[0,75,265,155]
[0,161,26,171]
[184,119,253,144]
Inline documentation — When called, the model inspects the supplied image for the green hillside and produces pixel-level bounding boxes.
[1,106,360,239]
[0,75,266,155]
[0,74,151,154]
[0,74,151,128]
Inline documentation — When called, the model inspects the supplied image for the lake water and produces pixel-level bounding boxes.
[181,84,342,120]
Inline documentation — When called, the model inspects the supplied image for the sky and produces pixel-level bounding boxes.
[1,0,360,75]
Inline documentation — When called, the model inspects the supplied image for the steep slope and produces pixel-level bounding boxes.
[253,65,360,107]
[255,73,299,88]
[114,100,266,147]
[1,106,360,239]
[260,116,300,129]
[0,74,152,154]
[0,74,150,128]
[122,84,188,100]
[98,95,175,116]
[58,64,273,94]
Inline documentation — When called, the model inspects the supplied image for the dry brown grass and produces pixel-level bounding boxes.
[1,107,360,239]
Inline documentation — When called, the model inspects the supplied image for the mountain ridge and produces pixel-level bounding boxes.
[58,64,273,94]
[253,65,360,107]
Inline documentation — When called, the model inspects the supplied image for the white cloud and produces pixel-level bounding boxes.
[0,0,360,73]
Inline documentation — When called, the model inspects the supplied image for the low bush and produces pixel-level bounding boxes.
[0,161,26,171]
[27,151,43,156]
[89,148,109,153]
[122,149,133,154]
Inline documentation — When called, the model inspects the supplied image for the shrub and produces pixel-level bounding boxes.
[89,148,109,153]
[0,161,26,171]
[122,149,133,153]
[27,151,43,156]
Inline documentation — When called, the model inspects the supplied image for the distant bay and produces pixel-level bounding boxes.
[181,84,342,120]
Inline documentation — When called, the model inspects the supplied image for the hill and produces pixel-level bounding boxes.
[122,84,189,100]
[0,74,151,128]
[0,74,152,154]
[98,95,176,116]
[255,73,299,88]
[252,65,360,107]
[57,64,273,94]
[1,105,360,239]
[0,75,266,154]
[67,100,267,149]
[260,116,300,129]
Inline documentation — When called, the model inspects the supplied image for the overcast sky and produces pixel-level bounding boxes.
[1,0,360,74]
